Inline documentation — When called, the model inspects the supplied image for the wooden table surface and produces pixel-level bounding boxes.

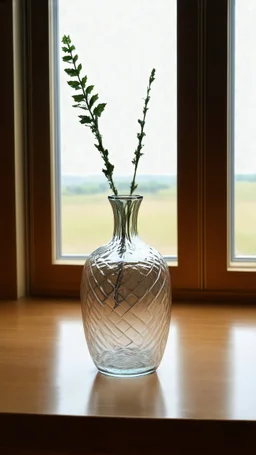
[0,299,256,454]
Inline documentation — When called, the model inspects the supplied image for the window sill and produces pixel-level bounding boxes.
[0,298,256,454]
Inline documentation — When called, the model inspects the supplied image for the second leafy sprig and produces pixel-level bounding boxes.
[62,35,156,195]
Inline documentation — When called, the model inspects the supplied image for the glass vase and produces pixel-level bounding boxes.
[80,195,172,377]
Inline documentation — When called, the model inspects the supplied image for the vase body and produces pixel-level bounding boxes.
[80,195,172,377]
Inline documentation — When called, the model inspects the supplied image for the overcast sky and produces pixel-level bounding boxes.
[234,0,256,174]
[56,0,256,176]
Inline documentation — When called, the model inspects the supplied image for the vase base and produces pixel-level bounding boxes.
[97,366,156,378]
[93,348,159,377]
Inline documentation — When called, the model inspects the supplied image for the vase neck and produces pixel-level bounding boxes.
[109,195,142,241]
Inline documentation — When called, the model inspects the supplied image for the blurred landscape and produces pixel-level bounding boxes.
[61,174,256,258]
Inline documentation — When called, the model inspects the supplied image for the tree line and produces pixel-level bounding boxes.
[62,181,172,195]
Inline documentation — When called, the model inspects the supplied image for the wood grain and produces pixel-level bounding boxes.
[1,299,256,454]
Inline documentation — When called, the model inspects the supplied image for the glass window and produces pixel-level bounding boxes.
[229,0,256,263]
[50,0,177,261]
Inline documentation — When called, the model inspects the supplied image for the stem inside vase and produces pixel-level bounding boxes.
[108,195,143,308]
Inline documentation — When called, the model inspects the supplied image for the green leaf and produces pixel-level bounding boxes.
[62,46,69,52]
[86,85,94,95]
[62,35,70,45]
[73,54,78,63]
[62,55,72,62]
[67,80,80,90]
[72,104,88,111]
[150,68,156,83]
[72,94,84,103]
[77,63,82,73]
[89,94,99,108]
[64,68,77,77]
[137,133,146,139]
[81,76,87,88]
[69,45,76,52]
[79,115,92,125]
[108,163,114,173]
[93,103,106,118]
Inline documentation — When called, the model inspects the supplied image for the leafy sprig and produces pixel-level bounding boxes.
[62,35,118,195]
[130,69,156,195]
[62,35,156,196]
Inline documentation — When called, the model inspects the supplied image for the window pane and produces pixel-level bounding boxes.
[52,0,177,260]
[230,0,256,260]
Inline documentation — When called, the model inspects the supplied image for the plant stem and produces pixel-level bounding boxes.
[64,36,118,195]
[130,68,156,195]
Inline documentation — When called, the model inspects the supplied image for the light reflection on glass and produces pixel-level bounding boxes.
[228,326,256,420]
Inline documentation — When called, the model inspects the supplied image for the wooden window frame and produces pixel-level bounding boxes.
[0,0,16,299]
[2,0,255,300]
[204,0,256,293]
[27,0,202,297]
[0,0,26,299]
